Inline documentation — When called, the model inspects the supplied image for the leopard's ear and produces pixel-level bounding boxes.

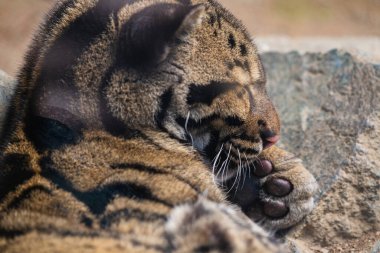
[175,4,206,40]
[123,4,206,66]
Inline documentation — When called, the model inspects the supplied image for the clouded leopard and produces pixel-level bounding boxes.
[0,0,317,252]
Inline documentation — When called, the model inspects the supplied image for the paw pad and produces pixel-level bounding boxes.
[263,201,289,219]
[264,178,293,197]
[254,160,293,197]
[253,160,273,177]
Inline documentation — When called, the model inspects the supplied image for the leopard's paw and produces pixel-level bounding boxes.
[230,146,318,230]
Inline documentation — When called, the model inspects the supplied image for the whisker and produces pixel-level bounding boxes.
[216,145,230,188]
[255,217,267,228]
[211,146,221,163]
[234,149,243,195]
[241,162,248,190]
[224,145,233,184]
[185,112,194,147]
[212,145,224,186]
[216,159,227,180]
[243,153,252,179]
[222,145,232,186]
[250,159,258,173]
[220,144,231,182]
[234,166,242,196]
[222,158,228,188]
[226,148,240,195]
[216,148,229,179]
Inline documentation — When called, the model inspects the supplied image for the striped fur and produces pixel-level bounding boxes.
[0,0,317,252]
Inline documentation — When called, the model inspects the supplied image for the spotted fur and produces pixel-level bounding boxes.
[0,0,317,252]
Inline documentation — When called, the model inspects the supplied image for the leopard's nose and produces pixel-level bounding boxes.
[260,130,280,149]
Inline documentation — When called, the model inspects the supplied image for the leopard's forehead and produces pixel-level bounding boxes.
[175,0,265,86]
[205,0,252,41]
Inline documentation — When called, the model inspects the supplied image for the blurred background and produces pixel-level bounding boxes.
[0,0,379,76]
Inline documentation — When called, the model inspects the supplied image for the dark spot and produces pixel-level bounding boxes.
[110,163,164,174]
[213,30,218,37]
[0,153,35,200]
[187,82,239,106]
[231,133,260,143]
[216,13,222,29]
[258,120,266,127]
[233,59,250,72]
[224,116,244,127]
[0,229,24,239]
[234,59,244,68]
[81,215,94,228]
[229,142,260,156]
[209,14,216,26]
[227,62,234,70]
[237,89,246,98]
[2,153,30,167]
[228,33,236,49]
[102,209,166,229]
[240,44,248,56]
[155,88,173,129]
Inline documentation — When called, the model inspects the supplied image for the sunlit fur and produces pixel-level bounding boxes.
[0,0,317,252]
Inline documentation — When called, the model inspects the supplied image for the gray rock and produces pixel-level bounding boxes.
[256,36,380,64]
[262,50,380,252]
[0,70,15,132]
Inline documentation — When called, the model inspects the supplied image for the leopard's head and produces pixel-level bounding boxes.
[104,0,280,182]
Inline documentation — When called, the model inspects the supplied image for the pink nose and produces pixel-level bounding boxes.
[263,135,280,149]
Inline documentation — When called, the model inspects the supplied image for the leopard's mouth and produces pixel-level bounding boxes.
[190,128,280,184]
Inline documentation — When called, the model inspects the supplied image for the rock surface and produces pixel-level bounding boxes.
[0,70,15,132]
[262,50,380,252]
[0,50,379,252]
[257,36,380,64]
